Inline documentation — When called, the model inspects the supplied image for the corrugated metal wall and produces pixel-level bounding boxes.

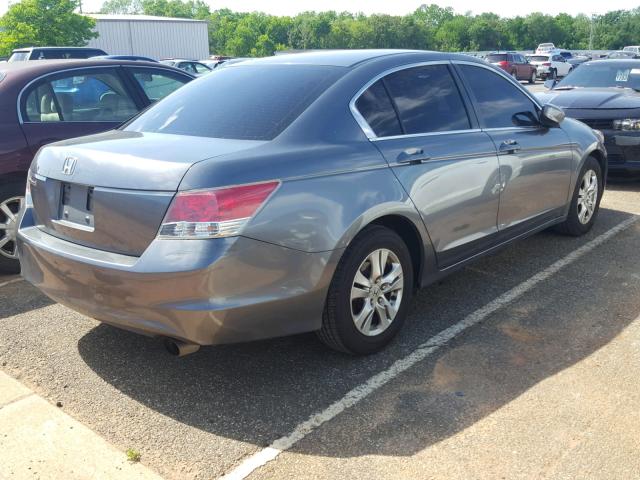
[88,20,209,60]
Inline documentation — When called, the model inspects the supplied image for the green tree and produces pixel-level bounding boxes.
[0,0,96,56]
[100,0,141,14]
[141,0,209,19]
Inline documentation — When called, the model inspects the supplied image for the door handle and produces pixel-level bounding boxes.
[397,148,431,164]
[499,140,521,154]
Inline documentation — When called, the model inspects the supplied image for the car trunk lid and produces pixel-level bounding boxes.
[30,130,266,256]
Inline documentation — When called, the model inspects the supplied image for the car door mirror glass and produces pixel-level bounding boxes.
[541,104,565,125]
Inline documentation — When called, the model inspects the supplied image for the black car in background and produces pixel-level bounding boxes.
[539,60,640,176]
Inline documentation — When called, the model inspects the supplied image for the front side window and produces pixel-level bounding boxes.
[23,70,138,122]
[131,68,190,103]
[355,80,402,138]
[193,63,211,74]
[383,64,471,134]
[459,65,539,129]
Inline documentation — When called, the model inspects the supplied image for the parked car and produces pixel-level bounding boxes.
[536,43,556,54]
[526,53,572,79]
[91,55,158,62]
[540,59,640,176]
[623,46,640,55]
[607,50,640,59]
[485,52,537,83]
[0,59,194,272]
[160,59,212,76]
[8,47,107,62]
[17,50,606,355]
[555,50,590,68]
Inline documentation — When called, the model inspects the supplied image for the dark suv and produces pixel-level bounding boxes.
[486,52,537,83]
[8,47,107,62]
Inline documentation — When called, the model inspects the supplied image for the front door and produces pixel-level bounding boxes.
[455,63,573,231]
[19,67,140,154]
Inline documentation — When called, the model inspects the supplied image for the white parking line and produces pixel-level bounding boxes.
[0,277,23,289]
[221,216,639,480]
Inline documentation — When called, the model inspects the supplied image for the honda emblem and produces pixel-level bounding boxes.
[62,157,77,175]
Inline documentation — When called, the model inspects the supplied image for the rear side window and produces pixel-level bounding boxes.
[125,65,343,140]
[23,69,138,122]
[383,64,471,134]
[130,68,190,103]
[355,80,402,138]
[459,65,539,129]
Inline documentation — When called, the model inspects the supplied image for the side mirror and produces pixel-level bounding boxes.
[544,79,558,89]
[541,104,565,126]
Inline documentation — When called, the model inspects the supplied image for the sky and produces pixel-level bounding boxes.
[0,0,639,17]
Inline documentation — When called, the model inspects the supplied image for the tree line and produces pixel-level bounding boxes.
[2,0,640,58]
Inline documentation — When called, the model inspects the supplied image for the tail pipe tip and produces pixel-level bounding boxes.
[164,338,201,357]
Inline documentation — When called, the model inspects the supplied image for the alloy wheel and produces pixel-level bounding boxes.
[350,248,404,337]
[577,169,598,225]
[0,196,22,259]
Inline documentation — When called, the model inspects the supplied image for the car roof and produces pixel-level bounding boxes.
[12,46,103,52]
[0,59,193,86]
[236,49,430,67]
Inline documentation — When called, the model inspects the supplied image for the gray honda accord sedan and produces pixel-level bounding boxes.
[18,50,607,355]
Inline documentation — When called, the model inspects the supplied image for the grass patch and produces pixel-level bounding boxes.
[126,448,141,463]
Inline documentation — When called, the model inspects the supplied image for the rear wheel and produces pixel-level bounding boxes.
[317,225,414,355]
[551,68,557,80]
[529,70,537,84]
[555,157,602,236]
[0,182,24,274]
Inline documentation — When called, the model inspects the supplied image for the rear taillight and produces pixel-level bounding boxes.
[498,61,509,67]
[542,62,551,66]
[158,180,280,239]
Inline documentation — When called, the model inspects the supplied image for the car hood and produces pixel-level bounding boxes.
[537,88,640,109]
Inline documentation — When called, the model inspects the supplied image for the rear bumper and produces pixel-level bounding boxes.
[18,213,337,345]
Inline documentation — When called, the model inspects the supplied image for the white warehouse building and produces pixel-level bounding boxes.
[85,14,209,60]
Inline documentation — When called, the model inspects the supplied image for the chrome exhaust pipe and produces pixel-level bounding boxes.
[164,338,200,357]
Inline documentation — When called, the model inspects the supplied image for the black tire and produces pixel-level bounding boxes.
[317,225,414,355]
[551,68,557,80]
[528,70,537,84]
[555,156,603,236]
[0,182,24,274]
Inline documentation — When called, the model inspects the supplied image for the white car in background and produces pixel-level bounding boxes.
[526,52,573,79]
[623,46,640,55]
[536,43,556,54]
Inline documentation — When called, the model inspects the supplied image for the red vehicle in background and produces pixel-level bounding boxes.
[485,52,537,84]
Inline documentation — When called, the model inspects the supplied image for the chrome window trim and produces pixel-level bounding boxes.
[16,65,185,124]
[371,128,482,142]
[349,58,545,141]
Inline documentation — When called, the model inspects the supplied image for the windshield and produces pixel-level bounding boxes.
[125,64,343,140]
[555,63,640,89]
[486,54,507,62]
[528,56,549,62]
[8,51,29,62]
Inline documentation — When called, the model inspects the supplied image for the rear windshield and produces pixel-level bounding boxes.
[125,64,343,140]
[528,56,549,62]
[486,54,507,62]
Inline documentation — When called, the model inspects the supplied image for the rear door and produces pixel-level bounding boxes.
[20,67,143,154]
[455,62,572,231]
[355,62,502,269]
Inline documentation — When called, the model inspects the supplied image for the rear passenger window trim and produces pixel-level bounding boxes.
[350,60,483,141]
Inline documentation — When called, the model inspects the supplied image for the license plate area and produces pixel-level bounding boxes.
[55,183,95,231]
